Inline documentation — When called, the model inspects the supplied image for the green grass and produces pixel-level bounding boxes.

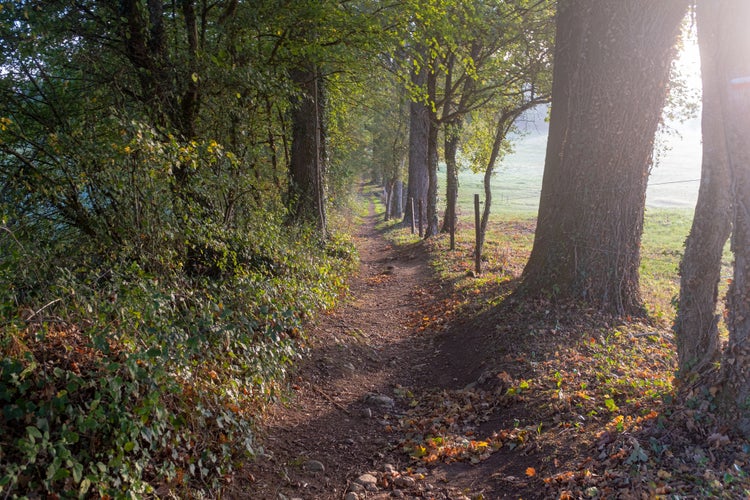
[640,208,693,319]
[385,197,719,325]
[640,208,732,321]
[454,169,541,220]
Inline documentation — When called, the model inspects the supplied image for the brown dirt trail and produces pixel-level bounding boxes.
[238,197,542,499]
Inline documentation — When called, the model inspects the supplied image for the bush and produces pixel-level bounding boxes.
[0,126,358,496]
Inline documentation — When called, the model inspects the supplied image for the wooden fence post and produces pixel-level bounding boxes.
[409,197,415,234]
[450,205,455,251]
[474,194,481,275]
[418,199,424,238]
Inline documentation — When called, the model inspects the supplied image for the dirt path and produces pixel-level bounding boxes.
[241,198,539,499]
[234,191,750,500]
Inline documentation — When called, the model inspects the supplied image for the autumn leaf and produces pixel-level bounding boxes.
[526,467,536,477]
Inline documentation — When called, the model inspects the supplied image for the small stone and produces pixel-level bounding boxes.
[391,490,405,498]
[361,408,372,418]
[383,463,396,473]
[345,493,359,500]
[365,482,379,492]
[394,476,416,488]
[356,473,378,486]
[365,393,395,408]
[345,438,356,445]
[348,482,365,493]
[303,460,325,473]
[344,362,356,372]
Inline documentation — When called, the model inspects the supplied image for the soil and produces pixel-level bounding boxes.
[236,196,750,500]
[239,201,546,500]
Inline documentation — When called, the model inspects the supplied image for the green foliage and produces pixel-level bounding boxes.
[0,1,362,495]
[0,212,356,497]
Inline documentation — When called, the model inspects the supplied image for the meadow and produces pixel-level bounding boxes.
[439,112,714,319]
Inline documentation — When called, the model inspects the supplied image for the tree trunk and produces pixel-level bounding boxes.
[520,0,688,316]
[289,64,327,236]
[403,54,429,230]
[441,124,460,235]
[440,44,479,236]
[675,1,732,381]
[477,109,529,260]
[424,63,440,238]
[392,178,404,218]
[713,0,750,437]
[384,179,394,221]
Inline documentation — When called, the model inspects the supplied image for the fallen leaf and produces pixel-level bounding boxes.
[707,433,730,448]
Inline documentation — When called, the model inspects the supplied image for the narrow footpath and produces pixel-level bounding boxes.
[239,198,540,499]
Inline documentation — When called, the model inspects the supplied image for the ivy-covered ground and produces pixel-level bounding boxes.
[245,200,750,499]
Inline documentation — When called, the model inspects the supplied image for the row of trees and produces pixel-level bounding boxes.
[367,0,750,436]
[365,0,555,248]
[0,0,554,256]
[506,0,750,434]
[4,0,750,484]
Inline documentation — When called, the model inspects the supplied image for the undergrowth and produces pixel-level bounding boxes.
[0,203,358,497]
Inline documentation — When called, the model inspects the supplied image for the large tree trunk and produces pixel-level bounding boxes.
[713,0,750,437]
[403,56,429,230]
[289,64,327,236]
[424,66,440,238]
[520,0,688,315]
[675,2,732,381]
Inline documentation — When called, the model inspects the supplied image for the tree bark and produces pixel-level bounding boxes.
[520,0,688,316]
[442,124,460,236]
[675,2,732,381]
[289,64,327,236]
[403,53,429,230]
[425,65,440,238]
[712,0,750,437]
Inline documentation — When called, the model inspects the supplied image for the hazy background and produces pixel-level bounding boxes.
[455,34,702,215]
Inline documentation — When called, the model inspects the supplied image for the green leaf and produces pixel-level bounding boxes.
[63,429,79,444]
[604,398,619,412]
[72,462,83,483]
[26,426,42,440]
[79,477,92,495]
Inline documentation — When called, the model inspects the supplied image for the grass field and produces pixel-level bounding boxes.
[388,191,723,323]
